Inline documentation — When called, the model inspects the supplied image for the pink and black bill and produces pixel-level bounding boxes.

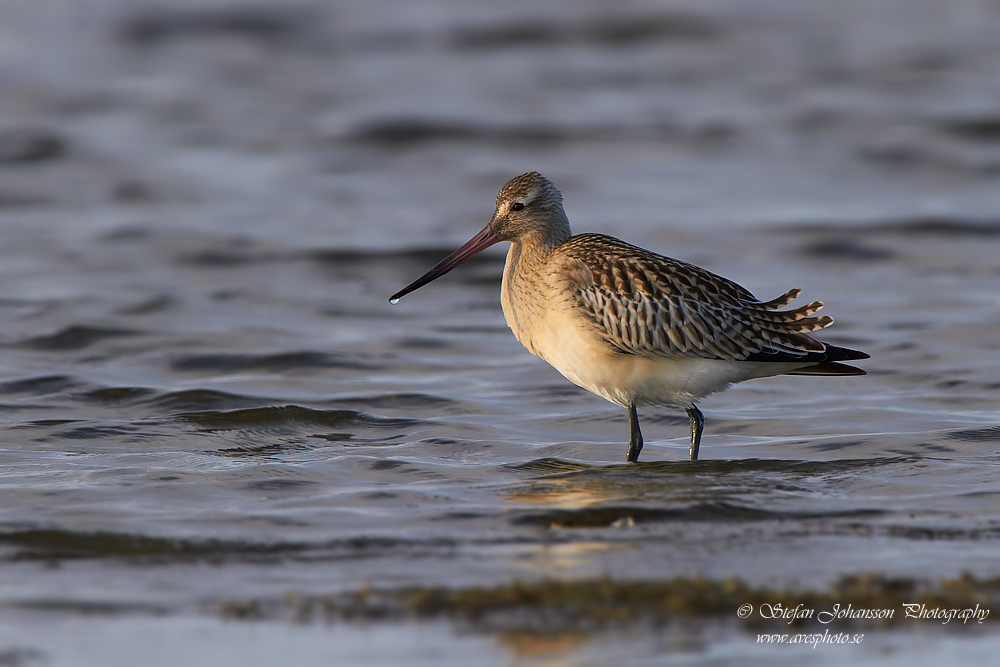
[389,225,500,303]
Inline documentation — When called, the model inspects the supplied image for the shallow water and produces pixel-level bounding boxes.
[2,0,1000,663]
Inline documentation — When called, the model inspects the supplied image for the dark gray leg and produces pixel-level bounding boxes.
[687,405,704,461]
[625,401,643,463]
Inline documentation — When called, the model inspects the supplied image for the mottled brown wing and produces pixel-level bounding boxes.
[555,234,832,361]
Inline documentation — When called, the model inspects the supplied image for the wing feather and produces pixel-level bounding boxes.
[556,234,835,362]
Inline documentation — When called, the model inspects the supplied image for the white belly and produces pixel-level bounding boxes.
[508,302,796,409]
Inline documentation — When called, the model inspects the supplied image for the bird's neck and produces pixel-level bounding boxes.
[501,215,572,338]
[503,225,563,278]
[501,232,560,357]
[514,211,572,260]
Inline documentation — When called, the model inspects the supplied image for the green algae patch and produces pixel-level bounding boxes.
[218,573,1000,632]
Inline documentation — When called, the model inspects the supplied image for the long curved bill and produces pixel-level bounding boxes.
[390,225,500,303]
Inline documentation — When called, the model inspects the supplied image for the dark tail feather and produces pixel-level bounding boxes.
[746,343,869,365]
[785,361,867,376]
[821,344,870,362]
[785,343,869,375]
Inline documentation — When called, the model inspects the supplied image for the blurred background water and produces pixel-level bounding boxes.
[2,0,1000,664]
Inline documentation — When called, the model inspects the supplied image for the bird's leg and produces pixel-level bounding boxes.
[687,405,704,461]
[625,401,643,463]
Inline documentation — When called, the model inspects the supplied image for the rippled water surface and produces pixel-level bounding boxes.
[2,0,1000,664]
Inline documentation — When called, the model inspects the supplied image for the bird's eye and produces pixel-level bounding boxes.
[511,202,525,212]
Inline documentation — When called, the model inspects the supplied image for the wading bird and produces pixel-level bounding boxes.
[391,172,868,462]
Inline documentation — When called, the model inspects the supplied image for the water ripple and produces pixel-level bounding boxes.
[176,405,420,432]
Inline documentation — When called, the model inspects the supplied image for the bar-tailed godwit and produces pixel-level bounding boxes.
[391,172,868,462]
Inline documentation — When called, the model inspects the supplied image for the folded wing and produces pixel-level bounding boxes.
[556,234,849,363]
